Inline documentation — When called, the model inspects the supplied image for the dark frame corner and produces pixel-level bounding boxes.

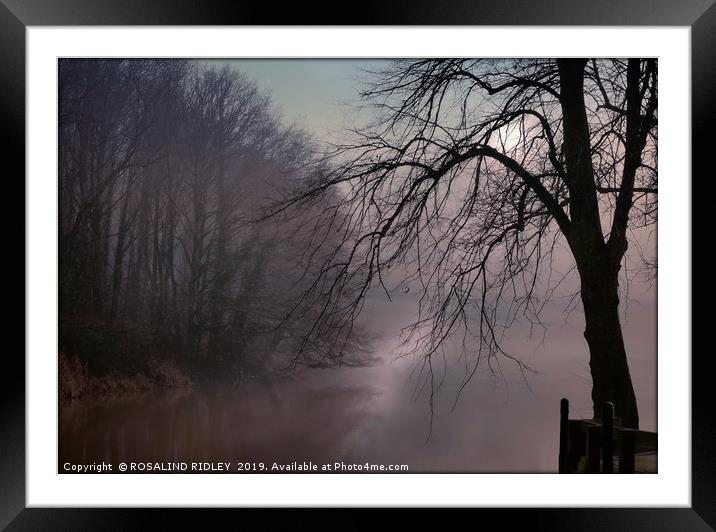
[3,0,712,529]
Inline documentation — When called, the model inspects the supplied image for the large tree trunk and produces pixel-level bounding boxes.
[558,59,640,429]
[579,259,639,428]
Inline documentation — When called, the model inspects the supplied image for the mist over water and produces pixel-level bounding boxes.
[60,291,655,473]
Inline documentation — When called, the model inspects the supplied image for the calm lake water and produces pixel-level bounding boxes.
[59,364,560,473]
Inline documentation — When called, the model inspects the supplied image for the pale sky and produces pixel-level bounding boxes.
[202,59,389,139]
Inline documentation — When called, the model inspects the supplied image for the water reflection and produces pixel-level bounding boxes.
[59,378,382,470]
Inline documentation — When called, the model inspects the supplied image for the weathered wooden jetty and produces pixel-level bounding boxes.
[558,398,657,474]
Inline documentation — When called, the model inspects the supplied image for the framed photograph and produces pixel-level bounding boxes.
[4,0,710,528]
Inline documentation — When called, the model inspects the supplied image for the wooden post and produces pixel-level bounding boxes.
[585,423,602,473]
[602,401,615,473]
[568,420,586,473]
[618,429,636,473]
[559,398,569,473]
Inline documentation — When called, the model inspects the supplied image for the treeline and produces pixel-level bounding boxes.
[58,59,366,387]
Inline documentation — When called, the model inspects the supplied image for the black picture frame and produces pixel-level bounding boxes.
[2,1,709,529]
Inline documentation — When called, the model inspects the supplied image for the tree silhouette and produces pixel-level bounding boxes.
[272,58,657,428]
[58,59,368,382]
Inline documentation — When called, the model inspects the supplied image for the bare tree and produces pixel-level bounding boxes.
[59,59,343,381]
[271,58,657,428]
[59,59,177,316]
